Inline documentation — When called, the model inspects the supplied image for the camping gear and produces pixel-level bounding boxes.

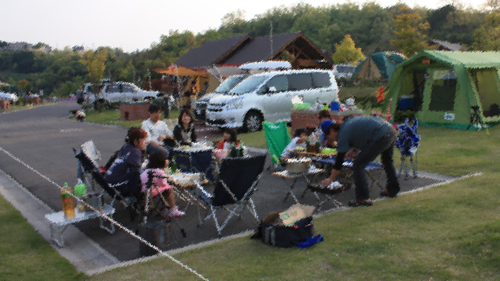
[396,118,420,179]
[197,154,266,236]
[263,121,291,166]
[257,204,315,248]
[352,52,407,80]
[385,50,500,130]
[285,158,312,174]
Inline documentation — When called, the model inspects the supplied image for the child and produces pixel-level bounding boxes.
[280,128,308,162]
[70,109,86,122]
[140,151,185,218]
[216,128,240,149]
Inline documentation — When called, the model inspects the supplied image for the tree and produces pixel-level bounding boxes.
[390,6,430,58]
[472,11,500,50]
[332,34,366,65]
[80,49,108,84]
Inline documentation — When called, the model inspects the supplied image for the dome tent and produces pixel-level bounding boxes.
[385,50,500,130]
[352,52,407,80]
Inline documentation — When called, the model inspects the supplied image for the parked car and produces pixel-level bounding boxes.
[333,64,356,80]
[83,82,161,104]
[206,69,339,132]
[194,74,249,121]
[0,92,19,102]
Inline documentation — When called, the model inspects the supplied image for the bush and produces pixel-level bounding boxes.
[394,109,416,123]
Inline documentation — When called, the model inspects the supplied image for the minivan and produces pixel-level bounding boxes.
[194,74,249,121]
[205,69,339,132]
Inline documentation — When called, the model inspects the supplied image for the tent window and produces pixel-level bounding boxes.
[429,70,456,111]
[470,69,500,117]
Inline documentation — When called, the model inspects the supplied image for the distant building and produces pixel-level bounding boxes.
[427,39,467,52]
[174,32,333,70]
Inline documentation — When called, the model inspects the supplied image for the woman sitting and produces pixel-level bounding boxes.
[216,128,240,149]
[140,151,185,218]
[105,128,147,198]
[173,109,197,146]
[280,128,308,163]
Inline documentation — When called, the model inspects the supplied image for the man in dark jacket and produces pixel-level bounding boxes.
[320,116,400,207]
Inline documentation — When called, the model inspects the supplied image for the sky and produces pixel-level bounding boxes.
[0,0,484,53]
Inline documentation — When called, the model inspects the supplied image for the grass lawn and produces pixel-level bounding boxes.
[2,97,500,280]
[1,125,499,280]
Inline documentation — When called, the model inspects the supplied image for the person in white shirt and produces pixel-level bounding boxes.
[280,128,308,162]
[141,104,174,156]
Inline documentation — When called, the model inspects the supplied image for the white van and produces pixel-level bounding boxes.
[194,74,249,121]
[206,69,339,132]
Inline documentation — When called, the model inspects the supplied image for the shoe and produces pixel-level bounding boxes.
[348,199,373,207]
[380,189,398,198]
[164,207,185,218]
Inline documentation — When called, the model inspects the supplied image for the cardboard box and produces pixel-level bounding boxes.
[264,204,315,227]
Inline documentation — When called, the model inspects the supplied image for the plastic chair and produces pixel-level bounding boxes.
[396,119,420,180]
[196,154,267,236]
[263,121,290,167]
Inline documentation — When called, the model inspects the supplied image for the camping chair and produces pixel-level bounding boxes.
[139,171,186,239]
[396,119,420,180]
[74,140,141,220]
[263,121,291,168]
[196,154,267,237]
[173,147,215,182]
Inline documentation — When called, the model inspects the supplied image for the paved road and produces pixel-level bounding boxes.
[0,101,448,262]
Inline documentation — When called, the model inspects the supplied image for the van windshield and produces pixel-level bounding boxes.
[214,75,247,94]
[228,76,267,95]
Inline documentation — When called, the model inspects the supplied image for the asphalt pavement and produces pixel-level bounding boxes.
[0,101,454,273]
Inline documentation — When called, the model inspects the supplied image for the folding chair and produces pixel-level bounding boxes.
[139,171,186,239]
[74,140,140,220]
[173,147,215,182]
[196,154,267,237]
[396,119,420,180]
[263,121,291,168]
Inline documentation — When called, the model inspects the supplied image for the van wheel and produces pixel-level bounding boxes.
[244,111,263,132]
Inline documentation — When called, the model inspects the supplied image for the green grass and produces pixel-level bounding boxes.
[2,103,500,280]
[1,101,58,112]
[84,109,181,128]
[0,196,85,280]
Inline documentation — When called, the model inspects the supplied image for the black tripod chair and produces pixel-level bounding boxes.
[196,154,267,237]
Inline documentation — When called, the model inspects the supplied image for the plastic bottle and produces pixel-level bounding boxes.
[170,159,177,174]
[230,143,238,157]
[315,142,321,153]
[238,143,244,157]
[74,179,86,212]
[61,182,75,217]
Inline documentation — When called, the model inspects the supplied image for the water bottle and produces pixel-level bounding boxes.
[74,179,87,212]
[170,159,177,174]
[230,143,238,157]
[61,182,75,217]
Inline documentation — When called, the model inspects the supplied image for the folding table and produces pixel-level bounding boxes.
[272,166,324,204]
[45,204,115,247]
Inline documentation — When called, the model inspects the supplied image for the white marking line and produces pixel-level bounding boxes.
[60,128,83,133]
[0,146,209,281]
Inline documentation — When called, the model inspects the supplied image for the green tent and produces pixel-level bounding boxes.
[385,50,500,130]
[352,52,407,80]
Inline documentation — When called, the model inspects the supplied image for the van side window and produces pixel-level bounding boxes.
[264,75,288,93]
[288,74,312,91]
[312,73,331,88]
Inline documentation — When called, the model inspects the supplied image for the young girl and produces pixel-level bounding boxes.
[140,151,185,218]
[173,109,197,146]
[216,128,240,149]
